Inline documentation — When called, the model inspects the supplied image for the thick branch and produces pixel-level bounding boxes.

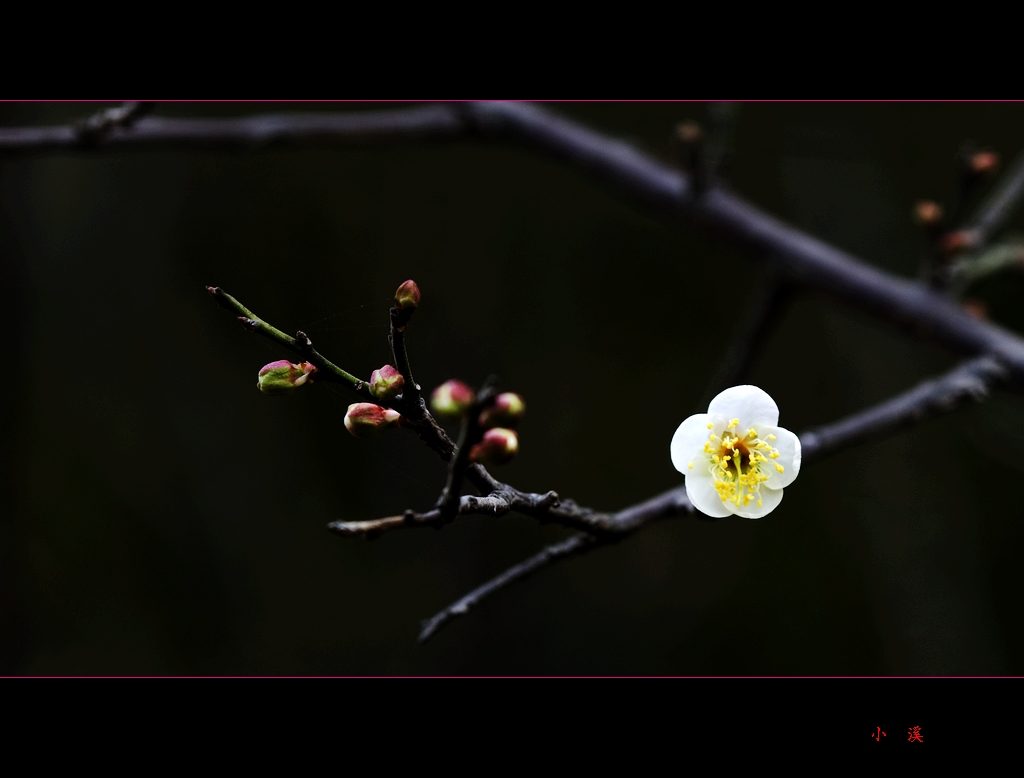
[800,355,1007,462]
[12,104,1024,381]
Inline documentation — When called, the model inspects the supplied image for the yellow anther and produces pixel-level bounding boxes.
[728,418,739,429]
[748,429,757,438]
[757,499,763,506]
[688,462,694,469]
[767,434,776,440]
[775,463,785,473]
[707,422,713,429]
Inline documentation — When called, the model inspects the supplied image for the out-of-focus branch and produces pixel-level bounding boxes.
[77,102,155,143]
[963,149,1024,249]
[700,263,792,406]
[10,103,1024,382]
[800,354,1007,462]
[0,105,466,154]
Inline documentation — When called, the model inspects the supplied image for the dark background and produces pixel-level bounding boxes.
[3,102,1023,675]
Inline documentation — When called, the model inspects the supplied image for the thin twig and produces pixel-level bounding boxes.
[206,286,367,390]
[799,354,1007,462]
[418,533,599,643]
[419,354,1009,641]
[209,285,461,462]
[418,484,697,642]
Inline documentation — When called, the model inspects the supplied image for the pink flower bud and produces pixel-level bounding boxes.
[394,279,421,310]
[478,392,526,429]
[369,364,405,400]
[469,428,519,466]
[257,360,318,395]
[344,403,402,438]
[430,380,476,421]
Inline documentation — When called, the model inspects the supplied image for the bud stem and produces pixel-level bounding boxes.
[207,286,366,391]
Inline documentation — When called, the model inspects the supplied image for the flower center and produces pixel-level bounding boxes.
[700,419,785,509]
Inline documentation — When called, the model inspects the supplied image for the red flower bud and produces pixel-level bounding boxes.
[257,360,317,395]
[478,392,526,429]
[914,200,944,227]
[470,428,519,466]
[369,364,405,400]
[344,403,402,438]
[394,280,421,310]
[430,380,476,421]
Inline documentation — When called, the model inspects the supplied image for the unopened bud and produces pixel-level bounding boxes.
[914,200,944,226]
[969,151,1000,175]
[470,428,519,466]
[478,392,526,429]
[430,380,476,421]
[961,298,988,320]
[369,364,405,400]
[257,360,317,395]
[344,403,402,438]
[675,120,703,144]
[394,280,421,310]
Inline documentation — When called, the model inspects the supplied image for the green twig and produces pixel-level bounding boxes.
[206,286,369,394]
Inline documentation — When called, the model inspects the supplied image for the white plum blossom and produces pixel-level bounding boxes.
[670,385,801,519]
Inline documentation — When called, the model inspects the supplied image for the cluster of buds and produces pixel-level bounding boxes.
[257,360,318,395]
[344,364,408,438]
[430,380,526,466]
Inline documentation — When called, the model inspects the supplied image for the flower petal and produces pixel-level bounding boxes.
[670,413,715,475]
[685,473,734,518]
[707,385,779,427]
[758,425,801,490]
[731,484,784,519]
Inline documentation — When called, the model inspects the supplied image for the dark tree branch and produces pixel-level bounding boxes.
[0,105,467,154]
[418,533,598,643]
[76,104,1024,641]
[799,355,1007,462]
[77,102,155,142]
[11,103,1024,384]
[418,483,700,643]
[419,354,1009,641]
